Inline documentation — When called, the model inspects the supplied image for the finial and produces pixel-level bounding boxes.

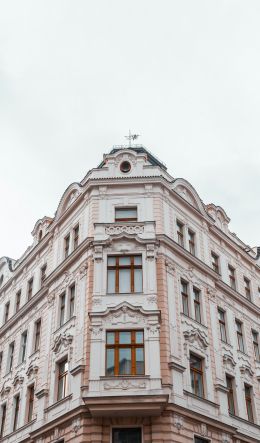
[124,130,140,147]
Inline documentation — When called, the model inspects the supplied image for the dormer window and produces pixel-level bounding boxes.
[115,207,137,222]
[120,161,131,173]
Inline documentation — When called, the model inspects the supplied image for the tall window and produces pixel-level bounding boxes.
[115,207,137,222]
[228,265,236,290]
[7,342,15,373]
[0,352,2,374]
[218,308,227,343]
[13,394,20,431]
[15,291,21,313]
[41,264,47,287]
[211,252,220,274]
[20,331,27,363]
[34,319,41,352]
[27,278,33,300]
[236,320,245,353]
[194,438,210,443]
[27,385,35,422]
[252,330,260,361]
[73,225,79,250]
[244,384,254,422]
[4,302,9,323]
[181,280,189,316]
[59,293,66,327]
[64,234,70,258]
[188,229,196,255]
[176,220,184,247]
[193,287,201,323]
[190,354,204,397]
[226,375,235,415]
[107,256,142,294]
[106,330,144,376]
[244,277,251,301]
[69,284,75,318]
[0,404,6,437]
[57,359,68,401]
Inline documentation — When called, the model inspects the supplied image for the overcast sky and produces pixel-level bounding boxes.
[1,0,260,260]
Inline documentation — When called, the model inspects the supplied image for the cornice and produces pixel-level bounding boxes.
[216,280,260,316]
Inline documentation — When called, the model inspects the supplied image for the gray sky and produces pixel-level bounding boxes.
[1,0,260,260]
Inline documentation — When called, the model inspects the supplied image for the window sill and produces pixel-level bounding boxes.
[228,412,259,428]
[237,350,249,358]
[106,292,144,296]
[101,375,149,380]
[183,390,219,408]
[181,313,207,329]
[53,316,76,335]
[44,393,72,412]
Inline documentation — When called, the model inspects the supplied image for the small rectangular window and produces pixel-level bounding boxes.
[226,375,236,415]
[41,264,47,287]
[73,225,79,249]
[0,403,6,438]
[27,278,34,300]
[115,207,137,222]
[244,384,254,422]
[20,331,27,363]
[218,308,227,343]
[106,330,144,376]
[7,342,15,373]
[190,354,204,398]
[107,255,142,294]
[59,293,66,326]
[27,385,35,422]
[69,284,75,318]
[34,319,41,352]
[64,234,70,258]
[13,394,20,431]
[176,220,184,247]
[252,330,260,361]
[228,265,236,290]
[211,252,220,274]
[4,302,9,324]
[194,438,210,443]
[112,428,142,443]
[181,280,189,316]
[57,359,68,401]
[193,288,201,323]
[236,319,245,353]
[15,291,21,313]
[244,277,251,301]
[188,229,196,255]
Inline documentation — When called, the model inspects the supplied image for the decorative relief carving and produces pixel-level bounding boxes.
[146,324,160,337]
[200,423,208,437]
[207,286,217,299]
[106,306,142,326]
[183,328,208,350]
[93,246,103,262]
[104,379,146,390]
[222,433,231,443]
[26,364,39,379]
[240,364,254,378]
[147,295,157,305]
[52,333,73,354]
[13,374,24,388]
[173,414,184,431]
[92,297,102,306]
[105,225,144,236]
[223,353,236,370]
[0,382,11,399]
[146,243,156,260]
[72,418,81,434]
[89,326,103,338]
[165,259,175,276]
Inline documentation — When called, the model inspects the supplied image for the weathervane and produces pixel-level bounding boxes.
[125,130,140,147]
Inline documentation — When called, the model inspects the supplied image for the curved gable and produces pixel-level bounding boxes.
[55,182,83,220]
[172,179,206,214]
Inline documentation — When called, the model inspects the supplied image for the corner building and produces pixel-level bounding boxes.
[0,146,260,443]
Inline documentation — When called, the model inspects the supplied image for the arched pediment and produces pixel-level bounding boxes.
[172,179,206,215]
[31,216,53,243]
[55,182,83,220]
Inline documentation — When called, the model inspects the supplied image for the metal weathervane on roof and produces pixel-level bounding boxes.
[124,130,140,147]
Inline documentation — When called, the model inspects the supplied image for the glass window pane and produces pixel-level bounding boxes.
[106,349,115,375]
[134,256,142,265]
[135,331,144,344]
[134,269,142,292]
[119,269,131,293]
[116,208,137,219]
[119,348,131,375]
[119,331,131,344]
[136,348,144,375]
[57,379,64,400]
[108,257,116,266]
[106,332,115,344]
[108,270,116,293]
[119,257,131,265]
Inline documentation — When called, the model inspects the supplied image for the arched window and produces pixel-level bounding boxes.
[38,230,43,242]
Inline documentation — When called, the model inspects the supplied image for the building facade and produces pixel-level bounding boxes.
[0,146,260,443]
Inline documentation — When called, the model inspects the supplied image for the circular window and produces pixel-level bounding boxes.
[120,161,131,173]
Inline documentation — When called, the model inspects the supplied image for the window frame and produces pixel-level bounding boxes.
[34,319,41,353]
[107,255,143,294]
[15,290,21,313]
[176,220,184,247]
[20,330,28,363]
[236,319,245,353]
[211,252,220,274]
[73,224,79,250]
[193,287,201,323]
[244,277,251,301]
[40,264,47,287]
[4,302,10,324]
[188,229,196,255]
[27,278,34,301]
[69,284,75,318]
[13,394,20,432]
[64,234,70,259]
[0,403,6,438]
[181,280,189,317]
[115,207,138,222]
[7,342,15,373]
[226,374,236,415]
[57,358,69,401]
[105,330,145,377]
[228,265,236,290]
[244,384,254,423]
[59,293,66,327]
[218,308,227,343]
[190,353,204,398]
[252,330,260,361]
[27,384,35,422]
